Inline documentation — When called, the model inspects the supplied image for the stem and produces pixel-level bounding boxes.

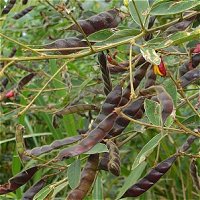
[0,61,15,78]
[132,0,146,31]
[17,61,70,116]
[0,33,44,56]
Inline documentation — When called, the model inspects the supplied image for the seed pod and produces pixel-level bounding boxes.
[145,65,156,88]
[22,179,46,200]
[52,104,98,128]
[44,38,88,55]
[179,135,197,152]
[193,43,200,53]
[1,0,16,15]
[179,54,200,76]
[22,0,28,4]
[5,90,15,98]
[190,159,200,191]
[165,15,197,35]
[107,140,121,176]
[122,155,177,197]
[144,16,156,41]
[108,97,145,137]
[98,51,112,95]
[180,68,200,88]
[0,78,9,92]
[0,166,39,194]
[55,112,118,161]
[67,154,99,200]
[13,6,34,20]
[25,135,82,159]
[68,9,124,35]
[90,85,122,130]
[17,73,36,91]
[14,63,36,73]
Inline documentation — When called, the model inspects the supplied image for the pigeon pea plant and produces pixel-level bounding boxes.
[0,0,200,199]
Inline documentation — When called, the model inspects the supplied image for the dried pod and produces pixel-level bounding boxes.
[17,73,36,91]
[108,97,145,137]
[190,159,200,191]
[179,135,197,152]
[98,51,112,95]
[13,6,34,20]
[0,166,39,194]
[90,85,122,130]
[108,64,128,74]
[67,154,99,200]
[179,54,200,76]
[15,63,36,73]
[1,0,16,15]
[68,9,124,35]
[25,135,82,159]
[0,78,9,92]
[144,16,156,41]
[165,15,197,35]
[180,68,200,87]
[145,65,156,88]
[53,104,98,128]
[107,140,121,176]
[44,38,88,55]
[22,0,28,4]
[122,155,177,198]
[22,179,46,200]
[98,152,109,171]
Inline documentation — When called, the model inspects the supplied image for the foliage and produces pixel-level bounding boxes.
[0,0,200,199]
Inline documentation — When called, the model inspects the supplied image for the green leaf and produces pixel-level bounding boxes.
[92,175,103,200]
[144,99,161,126]
[95,29,140,46]
[132,133,166,169]
[88,29,113,42]
[52,181,68,198]
[84,143,109,154]
[164,79,177,107]
[67,159,81,189]
[140,47,161,65]
[34,185,53,200]
[116,161,147,199]
[128,0,149,28]
[150,1,200,15]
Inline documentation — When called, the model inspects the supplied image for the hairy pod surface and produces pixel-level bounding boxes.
[122,156,177,197]
[69,9,123,35]
[179,135,197,152]
[67,154,99,200]
[190,159,200,191]
[0,166,38,194]
[22,179,46,200]
[90,85,122,130]
[17,73,36,91]
[1,0,16,15]
[13,6,34,19]
[44,38,88,55]
[56,112,118,160]
[180,68,200,87]
[98,52,112,95]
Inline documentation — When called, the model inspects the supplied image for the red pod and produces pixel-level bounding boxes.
[193,43,200,53]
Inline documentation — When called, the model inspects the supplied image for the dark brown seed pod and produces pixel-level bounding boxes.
[190,159,200,191]
[22,0,28,5]
[25,135,82,159]
[179,135,197,152]
[13,6,34,20]
[108,97,145,137]
[1,0,16,15]
[98,152,109,171]
[144,16,156,41]
[17,73,36,91]
[107,140,121,176]
[180,68,200,88]
[165,15,197,35]
[44,38,88,55]
[67,154,99,200]
[122,155,177,198]
[14,63,36,73]
[22,179,46,200]
[68,9,124,36]
[98,52,112,95]
[0,166,39,194]
[0,78,9,92]
[90,85,122,130]
[55,112,118,161]
[53,104,98,128]
[179,54,200,76]
[144,65,156,88]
